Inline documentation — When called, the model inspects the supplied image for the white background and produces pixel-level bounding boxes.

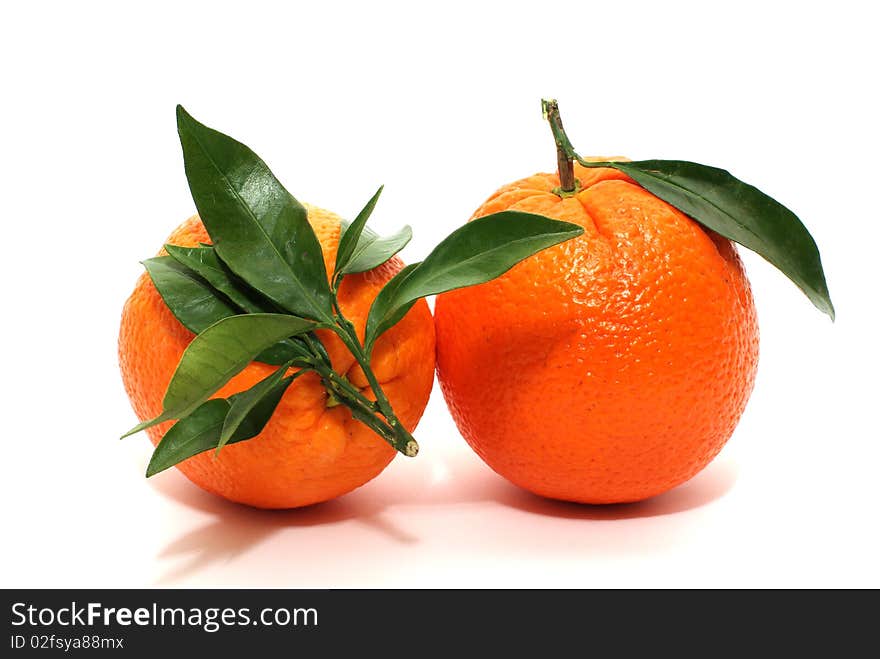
[2,1,877,588]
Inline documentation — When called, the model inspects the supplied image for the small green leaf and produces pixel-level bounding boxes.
[217,361,294,453]
[142,256,235,334]
[365,211,583,350]
[122,314,315,438]
[593,159,834,319]
[145,371,295,477]
[143,254,312,367]
[341,224,412,276]
[335,186,384,277]
[176,106,333,322]
[164,244,262,313]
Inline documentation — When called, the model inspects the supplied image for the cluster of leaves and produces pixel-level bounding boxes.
[122,107,584,475]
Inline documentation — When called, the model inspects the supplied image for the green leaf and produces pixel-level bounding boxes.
[217,361,294,453]
[362,263,420,352]
[145,400,229,477]
[176,106,333,322]
[145,370,295,477]
[255,338,313,367]
[341,224,412,276]
[164,244,262,313]
[599,160,834,319]
[335,185,384,277]
[142,256,235,334]
[143,254,312,367]
[121,314,315,438]
[365,211,584,350]
[225,372,296,440]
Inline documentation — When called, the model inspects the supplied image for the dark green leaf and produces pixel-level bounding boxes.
[165,244,315,364]
[365,211,583,350]
[176,106,333,322]
[340,223,412,276]
[217,361,294,453]
[599,160,834,319]
[362,263,420,352]
[145,399,229,477]
[226,372,295,441]
[145,370,295,477]
[335,186,383,277]
[164,244,262,313]
[122,314,315,438]
[255,338,313,367]
[142,256,235,334]
[143,254,312,367]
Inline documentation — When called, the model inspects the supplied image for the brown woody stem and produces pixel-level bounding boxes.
[542,99,577,195]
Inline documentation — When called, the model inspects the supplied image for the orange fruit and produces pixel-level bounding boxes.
[119,205,435,509]
[434,161,759,504]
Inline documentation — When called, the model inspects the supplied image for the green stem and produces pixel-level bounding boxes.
[315,364,402,450]
[301,332,380,414]
[303,333,331,365]
[347,405,399,446]
[334,325,393,417]
[326,366,379,413]
[302,319,417,457]
[333,321,418,457]
[541,98,609,174]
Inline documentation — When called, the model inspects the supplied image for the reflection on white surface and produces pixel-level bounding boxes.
[145,439,739,587]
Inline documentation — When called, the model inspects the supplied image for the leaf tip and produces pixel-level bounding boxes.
[823,300,836,322]
[120,422,146,440]
[145,454,171,477]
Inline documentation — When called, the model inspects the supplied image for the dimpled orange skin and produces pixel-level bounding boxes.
[434,162,759,504]
[119,205,435,509]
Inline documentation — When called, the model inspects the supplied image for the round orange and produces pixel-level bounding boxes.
[119,205,435,509]
[434,161,759,504]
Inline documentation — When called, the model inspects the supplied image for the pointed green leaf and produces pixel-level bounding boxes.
[176,105,333,322]
[225,372,296,441]
[335,185,384,277]
[598,159,834,319]
[122,314,315,438]
[340,224,412,276]
[365,211,583,350]
[217,361,294,453]
[362,262,420,352]
[143,254,312,367]
[164,244,262,313]
[142,256,236,334]
[145,371,295,477]
[145,399,228,476]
